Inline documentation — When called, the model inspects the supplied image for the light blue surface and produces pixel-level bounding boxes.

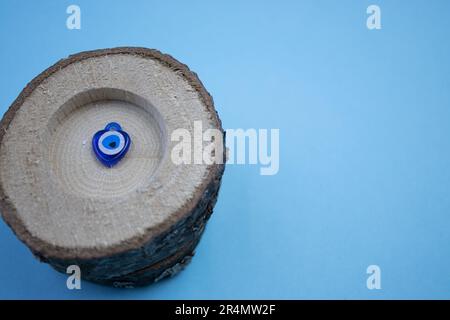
[1,0,450,299]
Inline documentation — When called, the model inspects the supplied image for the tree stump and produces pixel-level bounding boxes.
[0,47,225,287]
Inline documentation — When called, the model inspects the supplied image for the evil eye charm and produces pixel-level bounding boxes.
[92,122,131,167]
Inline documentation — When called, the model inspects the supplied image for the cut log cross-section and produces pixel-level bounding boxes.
[0,47,225,287]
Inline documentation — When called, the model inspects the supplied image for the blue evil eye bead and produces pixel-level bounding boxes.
[92,122,131,167]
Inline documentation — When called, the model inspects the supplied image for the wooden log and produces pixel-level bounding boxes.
[0,47,225,287]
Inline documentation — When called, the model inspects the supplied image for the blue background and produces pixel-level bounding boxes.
[1,0,450,299]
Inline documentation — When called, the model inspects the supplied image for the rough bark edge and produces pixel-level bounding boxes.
[47,163,224,287]
[0,47,225,260]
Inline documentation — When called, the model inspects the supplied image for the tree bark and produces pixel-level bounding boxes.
[0,47,225,287]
